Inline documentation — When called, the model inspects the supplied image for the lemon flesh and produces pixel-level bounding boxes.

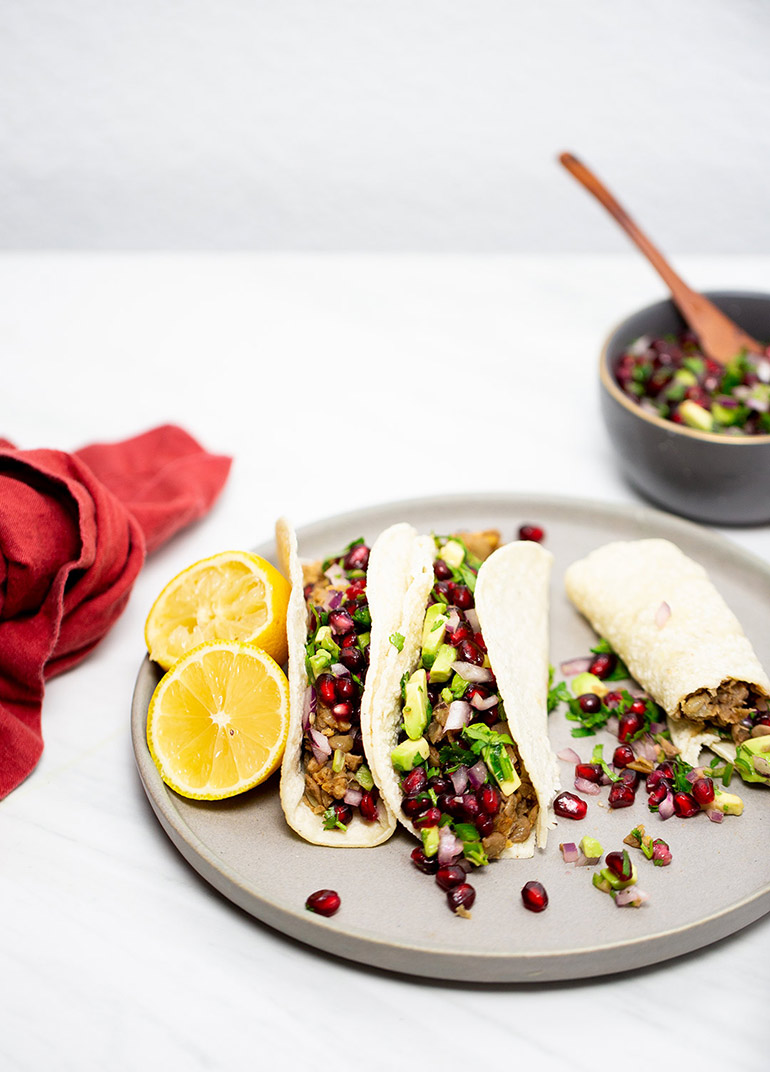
[147,641,290,799]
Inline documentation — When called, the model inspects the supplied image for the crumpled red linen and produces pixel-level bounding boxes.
[0,425,231,799]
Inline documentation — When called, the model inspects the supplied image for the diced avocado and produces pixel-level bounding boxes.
[678,399,714,432]
[735,735,770,785]
[315,625,340,659]
[429,643,458,683]
[571,672,608,699]
[355,765,374,791]
[450,672,469,698]
[421,826,440,857]
[672,368,698,387]
[579,836,603,859]
[391,736,430,772]
[308,649,332,680]
[439,539,465,569]
[483,743,520,796]
[599,861,637,891]
[712,401,744,427]
[592,873,612,894]
[357,631,370,652]
[421,603,448,668]
[441,687,454,704]
[713,787,744,815]
[403,669,430,740]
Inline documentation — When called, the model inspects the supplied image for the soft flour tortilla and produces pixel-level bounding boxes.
[366,537,560,859]
[564,539,770,758]
[275,518,407,847]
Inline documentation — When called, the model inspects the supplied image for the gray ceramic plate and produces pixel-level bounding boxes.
[131,493,770,983]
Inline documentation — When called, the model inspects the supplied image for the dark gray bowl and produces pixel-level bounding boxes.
[600,291,770,525]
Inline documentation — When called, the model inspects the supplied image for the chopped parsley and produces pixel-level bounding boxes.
[389,632,405,652]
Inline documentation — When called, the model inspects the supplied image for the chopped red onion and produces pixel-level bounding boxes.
[324,563,347,586]
[575,852,601,866]
[445,700,472,731]
[629,334,652,357]
[574,776,601,796]
[437,825,463,865]
[451,662,494,683]
[301,687,315,732]
[637,738,659,763]
[706,808,724,824]
[757,358,770,383]
[330,663,349,677]
[450,766,469,795]
[658,790,675,820]
[655,601,671,628]
[308,727,331,763]
[465,609,480,633]
[445,608,461,632]
[748,394,769,413]
[344,788,363,806]
[615,887,649,907]
[560,842,579,863]
[649,721,666,735]
[557,747,582,764]
[470,692,499,711]
[467,760,488,789]
[560,657,593,677]
[328,590,343,610]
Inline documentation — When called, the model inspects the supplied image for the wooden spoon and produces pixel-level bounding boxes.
[559,151,762,365]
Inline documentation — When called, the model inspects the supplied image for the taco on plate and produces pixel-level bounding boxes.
[363,529,560,864]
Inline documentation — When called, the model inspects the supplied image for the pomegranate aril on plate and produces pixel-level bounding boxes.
[608,783,636,809]
[305,889,341,917]
[521,881,548,912]
[553,792,588,820]
[605,850,633,881]
[692,776,715,806]
[575,763,603,784]
[410,847,439,874]
[578,693,602,714]
[673,791,700,818]
[447,883,476,913]
[613,744,635,768]
[436,865,466,891]
[518,524,544,542]
[618,710,644,742]
[588,652,617,679]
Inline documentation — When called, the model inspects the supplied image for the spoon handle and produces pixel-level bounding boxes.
[559,152,762,364]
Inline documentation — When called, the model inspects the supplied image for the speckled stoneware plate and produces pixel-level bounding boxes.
[131,493,770,983]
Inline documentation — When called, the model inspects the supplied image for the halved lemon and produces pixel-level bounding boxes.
[145,550,290,670]
[147,641,290,799]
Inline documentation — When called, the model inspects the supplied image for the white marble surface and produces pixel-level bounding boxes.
[1,253,768,1070]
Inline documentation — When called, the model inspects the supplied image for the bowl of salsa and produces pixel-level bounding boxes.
[599,291,770,525]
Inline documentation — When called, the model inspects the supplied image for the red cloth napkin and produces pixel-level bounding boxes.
[0,425,231,799]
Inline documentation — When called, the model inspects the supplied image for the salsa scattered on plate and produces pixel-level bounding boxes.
[615,330,770,435]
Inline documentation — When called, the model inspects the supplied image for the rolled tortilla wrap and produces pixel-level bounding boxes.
[366,535,559,860]
[564,539,770,739]
[276,518,414,846]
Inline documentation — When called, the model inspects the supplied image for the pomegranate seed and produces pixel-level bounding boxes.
[518,524,545,543]
[440,794,466,818]
[345,579,366,601]
[433,581,452,601]
[410,847,438,874]
[447,883,476,912]
[359,791,378,822]
[413,807,442,829]
[458,639,485,666]
[402,768,427,796]
[608,783,636,808]
[334,802,352,825]
[336,677,356,700]
[657,761,675,781]
[317,674,338,705]
[648,784,668,807]
[646,769,665,791]
[331,702,353,721]
[452,585,473,610]
[305,889,341,917]
[692,776,715,806]
[460,794,480,820]
[465,684,489,704]
[338,646,364,673]
[436,865,466,891]
[605,850,633,881]
[589,653,617,679]
[618,710,643,742]
[673,792,700,818]
[429,775,452,795]
[629,699,648,716]
[328,609,355,635]
[340,633,358,648]
[343,544,370,571]
[605,691,623,708]
[753,714,770,728]
[476,813,495,836]
[578,693,602,714]
[619,768,640,788]
[433,559,452,580]
[401,795,431,819]
[613,744,635,768]
[448,623,473,646]
[479,786,500,814]
[521,880,548,912]
[553,792,588,820]
[575,763,603,783]
[473,631,487,653]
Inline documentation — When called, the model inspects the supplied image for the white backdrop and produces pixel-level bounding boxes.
[1,0,769,251]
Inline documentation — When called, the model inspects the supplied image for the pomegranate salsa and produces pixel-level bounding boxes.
[397,532,539,887]
[615,330,770,435]
[301,539,380,829]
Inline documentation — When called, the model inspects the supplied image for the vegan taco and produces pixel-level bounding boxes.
[363,530,560,865]
[276,518,430,846]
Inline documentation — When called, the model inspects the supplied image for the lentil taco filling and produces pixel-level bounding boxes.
[301,539,381,829]
[392,533,539,865]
